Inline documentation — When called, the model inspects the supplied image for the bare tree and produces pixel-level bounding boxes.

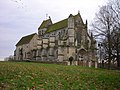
[111,29,120,67]
[110,0,120,67]
[91,0,120,69]
[91,4,114,69]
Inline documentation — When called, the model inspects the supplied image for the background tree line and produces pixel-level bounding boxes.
[91,0,120,69]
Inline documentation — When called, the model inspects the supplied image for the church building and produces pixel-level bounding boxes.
[15,12,97,67]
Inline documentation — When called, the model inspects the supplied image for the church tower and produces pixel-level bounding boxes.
[67,14,76,61]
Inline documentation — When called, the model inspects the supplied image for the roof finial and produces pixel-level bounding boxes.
[49,16,51,19]
[69,14,73,18]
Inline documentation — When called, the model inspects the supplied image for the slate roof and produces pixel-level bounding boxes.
[16,33,36,46]
[38,19,49,29]
[45,19,68,33]
[38,19,52,29]
[38,13,84,34]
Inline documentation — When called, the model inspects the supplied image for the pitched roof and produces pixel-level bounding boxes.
[38,20,48,29]
[16,33,36,46]
[45,13,81,33]
[39,13,83,34]
[45,18,68,33]
[38,19,52,29]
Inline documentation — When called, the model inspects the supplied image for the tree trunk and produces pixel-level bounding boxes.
[117,50,120,67]
[107,22,112,70]
[117,57,120,67]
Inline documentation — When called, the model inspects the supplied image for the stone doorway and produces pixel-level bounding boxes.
[78,49,87,66]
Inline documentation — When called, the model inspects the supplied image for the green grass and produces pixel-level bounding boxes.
[0,62,120,90]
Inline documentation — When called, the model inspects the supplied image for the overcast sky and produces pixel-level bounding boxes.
[0,0,107,60]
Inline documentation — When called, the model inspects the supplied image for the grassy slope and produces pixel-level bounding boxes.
[0,62,120,90]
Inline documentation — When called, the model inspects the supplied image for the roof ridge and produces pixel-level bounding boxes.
[45,18,68,33]
[22,33,36,38]
[52,18,68,25]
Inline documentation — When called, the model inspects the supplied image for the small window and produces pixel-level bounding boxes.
[67,47,69,53]
[59,32,60,38]
[75,49,77,53]
[42,30,44,34]
[63,30,65,33]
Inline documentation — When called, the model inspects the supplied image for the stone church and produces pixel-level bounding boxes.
[15,12,97,67]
